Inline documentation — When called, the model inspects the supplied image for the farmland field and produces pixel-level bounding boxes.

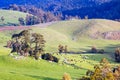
[0,18,120,80]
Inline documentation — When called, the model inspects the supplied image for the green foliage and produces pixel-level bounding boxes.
[10,29,46,60]
[79,58,118,80]
[62,73,71,80]
[18,17,25,25]
[25,15,40,25]
[98,49,104,54]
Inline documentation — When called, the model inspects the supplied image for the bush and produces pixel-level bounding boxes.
[91,46,97,53]
[98,49,104,54]
[41,53,59,63]
[79,58,119,80]
[62,73,71,80]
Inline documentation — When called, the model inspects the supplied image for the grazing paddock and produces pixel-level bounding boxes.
[0,19,120,80]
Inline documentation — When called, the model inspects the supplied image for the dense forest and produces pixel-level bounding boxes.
[62,0,120,20]
[0,0,120,21]
[0,0,112,9]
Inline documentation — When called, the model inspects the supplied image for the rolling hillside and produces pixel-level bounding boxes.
[48,19,120,40]
[0,19,120,80]
[1,19,120,53]
[0,10,28,26]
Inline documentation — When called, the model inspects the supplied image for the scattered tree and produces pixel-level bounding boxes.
[58,44,68,54]
[25,15,40,25]
[91,46,97,53]
[0,16,5,22]
[18,17,25,25]
[79,58,120,80]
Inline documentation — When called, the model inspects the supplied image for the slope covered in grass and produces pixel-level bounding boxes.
[0,19,120,80]
[48,19,120,40]
[0,10,27,26]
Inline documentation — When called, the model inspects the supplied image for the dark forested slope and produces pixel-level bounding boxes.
[0,0,119,20]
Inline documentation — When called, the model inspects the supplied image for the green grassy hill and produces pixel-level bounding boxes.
[0,10,28,26]
[48,19,120,40]
[0,19,120,80]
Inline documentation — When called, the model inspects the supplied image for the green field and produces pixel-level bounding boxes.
[0,18,120,80]
[0,10,27,26]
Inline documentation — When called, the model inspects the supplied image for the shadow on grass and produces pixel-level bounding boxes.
[59,44,120,63]
[79,44,120,63]
[10,72,58,80]
[25,75,57,80]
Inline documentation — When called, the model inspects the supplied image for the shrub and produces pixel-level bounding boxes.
[41,53,59,63]
[98,49,104,54]
[62,73,71,80]
[79,58,117,80]
[91,46,97,53]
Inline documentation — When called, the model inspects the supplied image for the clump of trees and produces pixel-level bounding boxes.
[9,29,59,62]
[8,4,59,24]
[79,58,120,80]
[7,4,83,23]
[10,29,45,60]
[91,46,104,54]
[18,14,40,25]
[58,44,68,54]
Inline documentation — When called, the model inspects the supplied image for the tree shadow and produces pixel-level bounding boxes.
[25,74,57,80]
[80,44,120,63]
[60,44,120,64]
[10,71,58,80]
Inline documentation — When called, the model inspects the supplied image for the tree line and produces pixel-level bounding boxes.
[7,4,61,24]
[2,4,89,26]
[1,0,120,21]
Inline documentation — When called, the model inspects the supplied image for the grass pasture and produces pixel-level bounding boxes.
[0,19,120,80]
[0,10,27,26]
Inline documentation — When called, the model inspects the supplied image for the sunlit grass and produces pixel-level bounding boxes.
[0,19,120,80]
[0,10,27,26]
